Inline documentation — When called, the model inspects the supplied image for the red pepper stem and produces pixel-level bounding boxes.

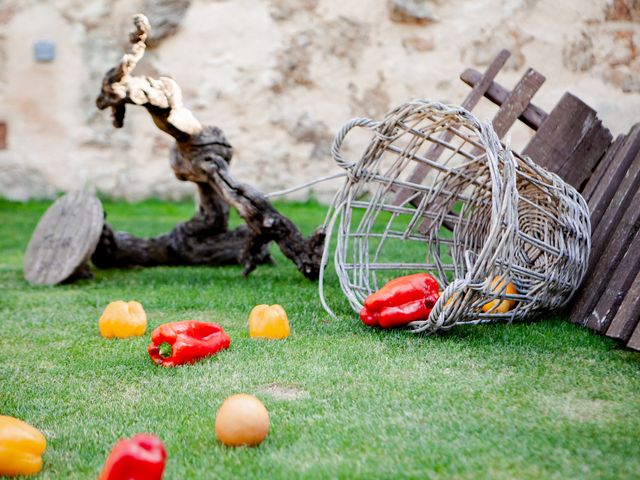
[158,342,172,359]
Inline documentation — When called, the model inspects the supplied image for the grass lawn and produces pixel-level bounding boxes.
[1,198,639,479]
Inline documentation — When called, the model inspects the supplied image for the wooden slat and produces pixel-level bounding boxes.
[545,109,612,191]
[489,68,546,138]
[627,319,640,352]
[581,133,626,202]
[585,228,640,332]
[570,184,640,328]
[393,49,511,206]
[586,125,640,231]
[589,148,640,269]
[522,92,612,190]
[460,68,548,130]
[606,267,640,342]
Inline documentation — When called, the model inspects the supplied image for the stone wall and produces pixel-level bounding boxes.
[0,0,638,201]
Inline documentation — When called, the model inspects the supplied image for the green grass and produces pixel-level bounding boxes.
[1,198,639,479]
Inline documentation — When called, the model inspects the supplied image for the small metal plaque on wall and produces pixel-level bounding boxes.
[34,41,56,62]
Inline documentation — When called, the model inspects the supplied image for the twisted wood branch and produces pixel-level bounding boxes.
[93,14,324,279]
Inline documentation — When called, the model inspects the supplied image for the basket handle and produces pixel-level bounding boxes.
[331,117,379,169]
[411,279,469,333]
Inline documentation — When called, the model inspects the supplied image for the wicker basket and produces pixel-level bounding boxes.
[319,101,591,333]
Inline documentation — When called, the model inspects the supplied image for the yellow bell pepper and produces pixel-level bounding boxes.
[249,304,290,339]
[99,300,147,338]
[481,276,518,313]
[0,416,46,477]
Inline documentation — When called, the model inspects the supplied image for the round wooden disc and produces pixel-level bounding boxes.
[24,191,104,285]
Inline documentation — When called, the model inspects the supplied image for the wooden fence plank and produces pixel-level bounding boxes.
[586,125,640,231]
[570,184,640,328]
[557,121,611,191]
[589,149,640,270]
[489,68,546,139]
[606,267,640,342]
[581,133,626,202]
[522,93,612,190]
[460,68,548,130]
[585,228,640,332]
[393,50,511,206]
[627,320,640,351]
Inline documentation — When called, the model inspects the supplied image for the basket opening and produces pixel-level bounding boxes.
[324,101,590,330]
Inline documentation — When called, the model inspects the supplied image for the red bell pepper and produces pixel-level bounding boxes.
[148,321,230,367]
[360,273,440,328]
[99,433,166,480]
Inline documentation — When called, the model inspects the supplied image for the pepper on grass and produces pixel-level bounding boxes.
[249,304,290,339]
[0,415,46,477]
[99,434,166,480]
[148,321,230,367]
[360,273,440,328]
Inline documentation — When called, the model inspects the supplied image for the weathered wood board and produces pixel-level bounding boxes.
[585,228,640,333]
[522,92,612,190]
[624,306,640,351]
[570,184,640,328]
[582,133,626,203]
[588,148,640,271]
[460,68,548,130]
[585,126,640,231]
[488,68,545,139]
[606,255,640,342]
[24,191,104,285]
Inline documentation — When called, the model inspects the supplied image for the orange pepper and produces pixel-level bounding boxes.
[481,277,518,313]
[99,301,147,338]
[0,415,47,477]
[249,304,290,339]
